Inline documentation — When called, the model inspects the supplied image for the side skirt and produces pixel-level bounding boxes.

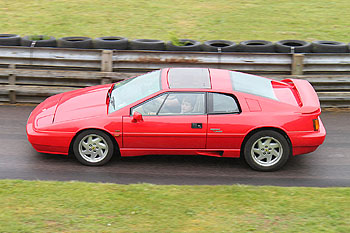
[120,148,241,158]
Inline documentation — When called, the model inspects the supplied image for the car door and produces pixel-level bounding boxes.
[123,92,207,149]
[206,93,246,151]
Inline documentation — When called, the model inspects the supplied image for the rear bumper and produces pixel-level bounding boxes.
[289,117,326,155]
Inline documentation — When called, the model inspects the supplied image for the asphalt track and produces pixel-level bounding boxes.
[0,105,349,187]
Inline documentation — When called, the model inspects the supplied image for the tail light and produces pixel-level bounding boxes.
[313,118,320,131]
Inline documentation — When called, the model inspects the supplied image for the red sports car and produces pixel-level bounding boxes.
[27,68,326,171]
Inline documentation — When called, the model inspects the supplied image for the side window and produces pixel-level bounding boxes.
[131,94,167,115]
[159,93,205,115]
[209,93,240,114]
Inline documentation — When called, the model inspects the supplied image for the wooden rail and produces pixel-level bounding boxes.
[0,46,350,106]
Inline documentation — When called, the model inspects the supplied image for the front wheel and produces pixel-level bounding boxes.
[244,130,291,171]
[73,130,114,166]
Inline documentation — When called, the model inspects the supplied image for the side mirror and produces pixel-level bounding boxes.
[132,111,143,123]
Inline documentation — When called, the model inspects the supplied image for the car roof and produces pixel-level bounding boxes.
[167,68,211,89]
[165,68,234,92]
[165,68,279,101]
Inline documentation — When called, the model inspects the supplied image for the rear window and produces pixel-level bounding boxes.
[230,71,277,100]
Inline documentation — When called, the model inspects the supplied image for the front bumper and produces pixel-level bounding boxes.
[26,122,74,155]
[26,94,74,155]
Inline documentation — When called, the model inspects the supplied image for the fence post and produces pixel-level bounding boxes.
[8,64,16,104]
[101,50,113,84]
[291,54,304,75]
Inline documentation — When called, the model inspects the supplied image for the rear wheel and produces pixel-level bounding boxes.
[244,130,290,171]
[73,130,114,166]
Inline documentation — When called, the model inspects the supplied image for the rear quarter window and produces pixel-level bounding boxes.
[208,93,240,114]
[230,71,277,100]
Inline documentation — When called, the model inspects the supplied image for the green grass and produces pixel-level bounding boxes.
[0,0,349,42]
[27,35,51,41]
[0,180,349,232]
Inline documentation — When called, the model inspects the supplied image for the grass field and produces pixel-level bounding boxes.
[0,180,349,232]
[0,0,350,42]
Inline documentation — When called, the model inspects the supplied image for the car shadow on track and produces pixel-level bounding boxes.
[21,150,338,187]
[35,151,310,173]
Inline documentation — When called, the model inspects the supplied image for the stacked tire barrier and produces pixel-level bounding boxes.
[0,34,21,46]
[0,34,349,53]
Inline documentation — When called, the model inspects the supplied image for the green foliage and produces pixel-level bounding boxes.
[168,32,191,46]
[0,180,349,232]
[169,32,183,46]
[27,35,51,41]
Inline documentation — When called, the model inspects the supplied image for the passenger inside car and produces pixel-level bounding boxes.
[181,96,195,114]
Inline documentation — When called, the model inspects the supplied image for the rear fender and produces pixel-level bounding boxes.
[240,127,292,156]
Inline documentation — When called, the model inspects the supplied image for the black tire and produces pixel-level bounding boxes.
[312,40,348,53]
[57,37,93,49]
[243,130,290,171]
[73,130,114,166]
[0,34,21,46]
[166,39,202,51]
[275,40,312,53]
[21,35,57,47]
[93,36,128,50]
[201,40,238,52]
[128,39,165,51]
[237,40,275,53]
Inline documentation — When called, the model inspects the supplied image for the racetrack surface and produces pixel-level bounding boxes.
[0,105,349,187]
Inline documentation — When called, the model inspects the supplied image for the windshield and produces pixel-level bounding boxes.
[108,70,161,114]
[230,71,277,100]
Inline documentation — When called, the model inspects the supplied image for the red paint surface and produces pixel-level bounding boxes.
[27,68,326,158]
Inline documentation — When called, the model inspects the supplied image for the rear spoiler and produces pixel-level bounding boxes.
[282,79,320,114]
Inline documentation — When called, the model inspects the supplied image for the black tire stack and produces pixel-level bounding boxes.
[21,35,57,47]
[1,34,350,53]
[237,40,275,53]
[57,37,93,49]
[275,40,312,53]
[93,36,128,50]
[128,39,165,51]
[166,39,202,51]
[311,40,348,53]
[0,34,21,46]
[201,40,238,52]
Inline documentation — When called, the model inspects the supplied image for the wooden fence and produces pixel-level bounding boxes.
[1,46,350,107]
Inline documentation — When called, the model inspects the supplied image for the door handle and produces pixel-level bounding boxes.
[191,123,202,129]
